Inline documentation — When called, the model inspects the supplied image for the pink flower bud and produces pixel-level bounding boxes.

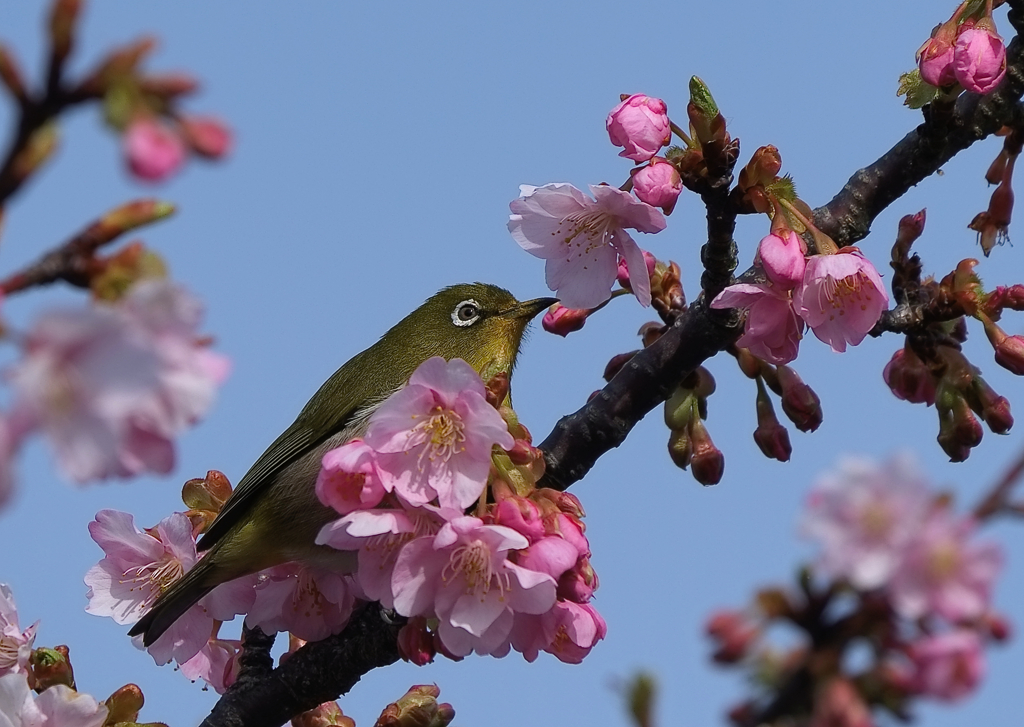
[616,250,657,289]
[180,115,233,159]
[123,117,185,182]
[542,303,588,337]
[777,365,823,432]
[758,231,806,290]
[396,618,436,666]
[632,157,682,213]
[705,610,759,664]
[606,93,671,162]
[883,347,937,405]
[994,333,1024,375]
[689,418,724,486]
[954,26,1007,94]
[557,557,598,603]
[918,34,957,87]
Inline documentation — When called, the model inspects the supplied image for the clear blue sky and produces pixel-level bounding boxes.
[1,2,1023,725]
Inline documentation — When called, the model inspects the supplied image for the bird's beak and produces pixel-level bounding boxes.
[508,296,558,320]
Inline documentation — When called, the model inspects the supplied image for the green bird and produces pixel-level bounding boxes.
[129,283,556,646]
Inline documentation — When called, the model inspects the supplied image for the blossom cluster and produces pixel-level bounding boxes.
[84,357,605,693]
[711,231,889,364]
[706,456,1007,725]
[315,357,605,663]
[0,583,156,727]
[0,279,228,508]
[917,5,1007,94]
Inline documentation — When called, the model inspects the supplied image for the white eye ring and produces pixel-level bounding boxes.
[452,299,481,327]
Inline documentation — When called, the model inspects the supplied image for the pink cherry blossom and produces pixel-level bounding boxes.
[245,564,355,642]
[8,283,227,483]
[512,601,607,664]
[316,439,388,515]
[631,157,682,212]
[179,636,242,694]
[180,115,233,159]
[365,357,514,510]
[0,672,42,726]
[606,94,671,162]
[123,117,186,182]
[317,505,444,609]
[616,250,657,289]
[889,511,1002,622]
[0,584,36,677]
[907,630,985,701]
[84,510,198,625]
[794,249,888,353]
[711,282,803,364]
[391,516,557,657]
[758,231,806,290]
[31,685,108,727]
[802,455,932,590]
[954,26,1006,94]
[508,183,665,309]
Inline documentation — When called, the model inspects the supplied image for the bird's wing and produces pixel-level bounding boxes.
[196,357,372,552]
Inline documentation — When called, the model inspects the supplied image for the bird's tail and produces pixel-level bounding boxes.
[128,557,217,646]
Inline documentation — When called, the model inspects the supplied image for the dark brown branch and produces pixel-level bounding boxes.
[200,605,404,727]
[973,444,1024,519]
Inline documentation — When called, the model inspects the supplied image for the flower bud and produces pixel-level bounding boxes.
[954,25,1007,94]
[883,346,937,405]
[753,389,791,462]
[971,376,1013,434]
[542,303,588,337]
[664,385,697,430]
[667,427,692,470]
[983,612,1012,642]
[606,94,671,162]
[777,365,823,432]
[918,27,957,87]
[982,318,1024,375]
[737,145,782,192]
[30,645,75,691]
[893,209,927,264]
[104,684,145,725]
[397,618,436,666]
[705,610,759,664]
[617,250,657,290]
[293,701,354,727]
[758,231,805,290]
[689,418,724,486]
[811,679,872,727]
[124,117,186,182]
[138,73,199,98]
[632,157,682,213]
[687,76,725,149]
[603,350,639,382]
[374,685,455,727]
[181,115,233,159]
[0,44,27,103]
[638,321,664,348]
[558,557,598,603]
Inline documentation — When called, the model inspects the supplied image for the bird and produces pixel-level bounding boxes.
[129,283,556,645]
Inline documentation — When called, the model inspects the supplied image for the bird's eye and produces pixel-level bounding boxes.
[452,299,481,327]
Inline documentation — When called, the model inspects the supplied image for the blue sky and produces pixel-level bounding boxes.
[2,2,1024,726]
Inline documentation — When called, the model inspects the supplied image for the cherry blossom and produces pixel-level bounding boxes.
[245,564,355,642]
[794,249,888,353]
[30,684,108,727]
[8,282,227,483]
[711,282,803,364]
[631,157,682,212]
[0,672,41,727]
[316,439,388,515]
[365,357,514,510]
[0,585,36,677]
[391,516,557,657]
[889,511,1002,622]
[508,183,665,309]
[758,231,806,289]
[802,456,932,590]
[179,636,242,694]
[907,630,985,701]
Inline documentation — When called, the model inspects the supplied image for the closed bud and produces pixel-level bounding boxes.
[753,396,791,462]
[484,372,509,408]
[664,386,697,430]
[667,427,692,469]
[180,115,233,159]
[603,350,639,382]
[777,365,822,432]
[30,645,75,691]
[90,242,168,302]
[49,0,81,63]
[982,318,1024,375]
[893,209,927,264]
[983,612,1012,642]
[375,685,455,727]
[104,684,145,725]
[971,376,1013,434]
[617,250,657,291]
[506,438,539,466]
[687,76,725,148]
[542,303,588,337]
[738,145,782,191]
[883,346,937,405]
[558,557,598,603]
[705,610,759,663]
[138,73,200,99]
[397,618,436,666]
[689,418,724,486]
[986,149,1009,185]
[293,701,354,727]
[638,321,664,348]
[631,158,682,213]
[0,45,27,102]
